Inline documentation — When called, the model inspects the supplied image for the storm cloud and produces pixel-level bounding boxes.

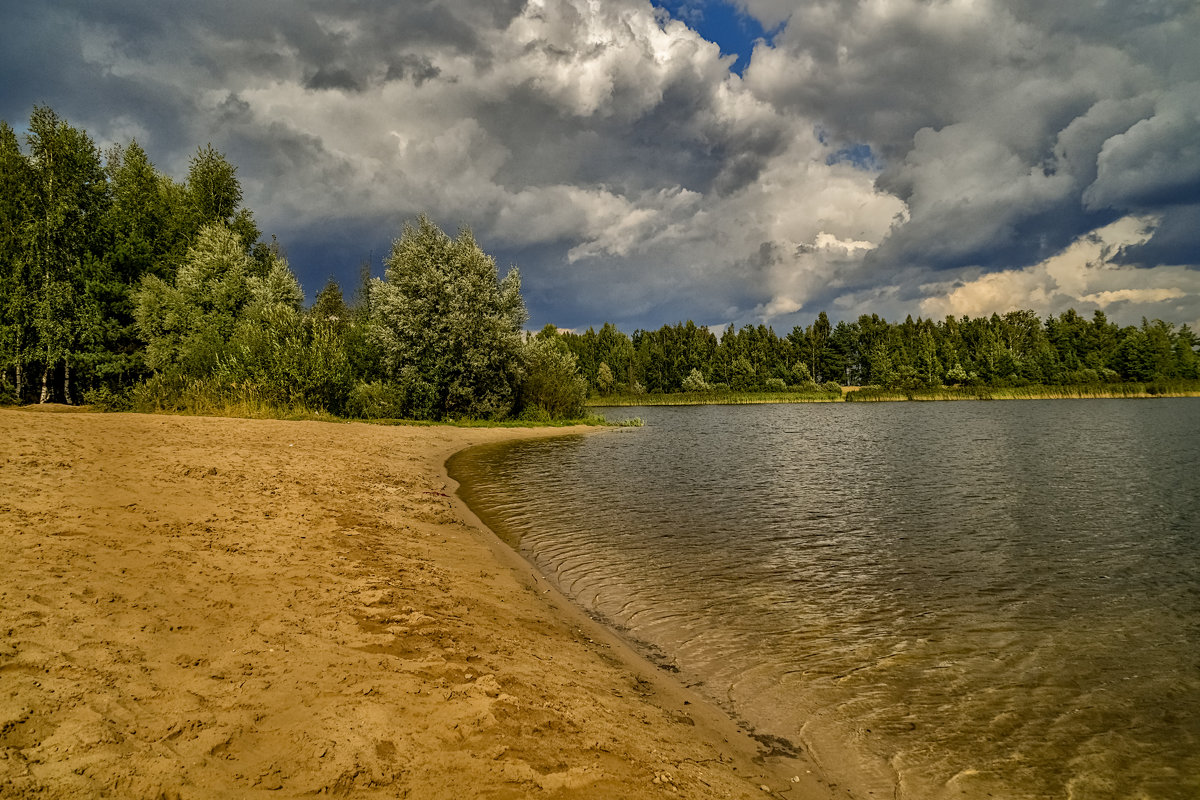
[3,0,1197,330]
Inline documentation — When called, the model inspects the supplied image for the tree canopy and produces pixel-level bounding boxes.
[369,216,527,420]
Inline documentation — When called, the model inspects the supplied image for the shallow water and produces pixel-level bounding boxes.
[449,400,1200,799]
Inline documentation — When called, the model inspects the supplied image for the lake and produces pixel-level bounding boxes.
[448,399,1200,799]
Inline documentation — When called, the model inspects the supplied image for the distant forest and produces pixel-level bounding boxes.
[1,107,1197,420]
[558,308,1199,397]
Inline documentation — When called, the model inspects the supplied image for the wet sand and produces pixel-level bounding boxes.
[0,408,843,799]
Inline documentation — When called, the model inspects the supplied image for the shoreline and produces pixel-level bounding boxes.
[0,408,844,799]
[446,435,894,800]
[441,440,843,798]
[589,384,1200,406]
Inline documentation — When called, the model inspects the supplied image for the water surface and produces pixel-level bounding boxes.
[450,400,1200,799]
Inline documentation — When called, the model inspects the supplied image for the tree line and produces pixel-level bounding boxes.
[2,107,1196,419]
[558,309,1199,396]
[0,107,585,420]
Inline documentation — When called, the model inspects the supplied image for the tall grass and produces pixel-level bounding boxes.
[845,381,1200,402]
[589,388,844,406]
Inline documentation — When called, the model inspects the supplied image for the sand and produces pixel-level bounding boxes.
[0,408,844,799]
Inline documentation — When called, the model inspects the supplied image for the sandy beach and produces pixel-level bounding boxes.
[0,408,842,799]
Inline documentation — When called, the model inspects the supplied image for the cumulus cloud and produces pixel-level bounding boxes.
[916,216,1200,329]
[742,0,1200,281]
[2,0,1198,330]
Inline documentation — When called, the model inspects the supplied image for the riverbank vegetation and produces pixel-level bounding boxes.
[3,107,1197,419]
[845,381,1200,402]
[0,107,592,422]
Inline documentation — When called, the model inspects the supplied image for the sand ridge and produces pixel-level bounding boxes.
[0,409,840,799]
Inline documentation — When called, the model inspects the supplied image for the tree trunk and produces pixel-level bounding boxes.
[39,365,50,404]
[63,361,71,405]
[14,362,21,401]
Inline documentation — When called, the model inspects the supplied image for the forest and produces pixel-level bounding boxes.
[1,107,1197,420]
[559,308,1200,399]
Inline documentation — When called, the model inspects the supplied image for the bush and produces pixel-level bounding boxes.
[681,368,710,392]
[82,386,130,411]
[821,380,842,395]
[518,336,587,420]
[345,380,408,419]
[516,404,552,423]
[764,377,787,392]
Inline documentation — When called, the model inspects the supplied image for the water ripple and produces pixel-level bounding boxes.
[450,399,1200,800]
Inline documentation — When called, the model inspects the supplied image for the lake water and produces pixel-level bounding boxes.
[448,400,1200,799]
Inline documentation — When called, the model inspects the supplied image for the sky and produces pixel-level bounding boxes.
[2,0,1198,333]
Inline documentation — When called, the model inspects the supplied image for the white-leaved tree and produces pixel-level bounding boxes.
[369,216,526,420]
[133,222,254,377]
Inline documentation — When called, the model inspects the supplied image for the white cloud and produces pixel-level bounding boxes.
[917,215,1200,327]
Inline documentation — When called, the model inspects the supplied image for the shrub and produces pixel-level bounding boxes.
[82,386,130,411]
[764,377,787,392]
[369,217,526,420]
[518,336,587,420]
[682,368,711,392]
[821,380,842,395]
[345,380,407,419]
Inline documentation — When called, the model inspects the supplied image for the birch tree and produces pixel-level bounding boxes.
[0,122,33,399]
[24,106,109,403]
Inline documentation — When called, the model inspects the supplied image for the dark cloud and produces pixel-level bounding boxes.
[305,68,365,93]
[384,55,442,86]
[1115,204,1200,269]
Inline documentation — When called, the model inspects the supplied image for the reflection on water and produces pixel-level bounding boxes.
[449,400,1200,799]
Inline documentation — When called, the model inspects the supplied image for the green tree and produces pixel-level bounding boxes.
[596,361,615,395]
[519,332,587,419]
[221,254,353,412]
[184,144,260,256]
[0,121,34,399]
[24,106,110,403]
[310,278,350,333]
[369,216,526,419]
[134,222,255,377]
[1174,325,1198,379]
[807,311,832,382]
[681,367,710,392]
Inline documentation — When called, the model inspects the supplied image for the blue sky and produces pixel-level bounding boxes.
[2,0,1199,332]
[651,1,775,75]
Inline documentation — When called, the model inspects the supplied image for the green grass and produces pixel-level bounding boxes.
[588,389,843,406]
[587,381,1200,406]
[845,381,1200,402]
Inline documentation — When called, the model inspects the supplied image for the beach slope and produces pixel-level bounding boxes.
[0,409,833,799]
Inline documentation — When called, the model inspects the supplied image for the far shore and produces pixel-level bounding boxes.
[0,408,845,799]
[589,381,1200,406]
